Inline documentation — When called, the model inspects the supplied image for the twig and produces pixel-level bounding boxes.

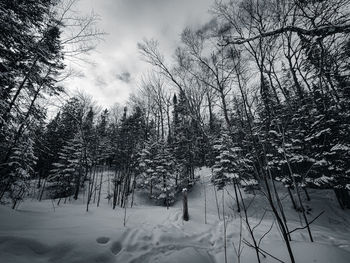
[258,219,275,247]
[252,209,267,232]
[243,239,285,263]
[288,211,325,235]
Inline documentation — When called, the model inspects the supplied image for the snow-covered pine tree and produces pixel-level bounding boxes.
[82,107,96,169]
[136,139,158,197]
[172,92,197,189]
[212,134,235,189]
[49,134,84,200]
[137,138,176,207]
[212,132,257,211]
[212,133,256,187]
[7,134,37,209]
[204,113,222,168]
[303,96,350,208]
[95,109,113,166]
[153,140,177,207]
[112,106,147,207]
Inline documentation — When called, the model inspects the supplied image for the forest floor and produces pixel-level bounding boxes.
[0,167,350,263]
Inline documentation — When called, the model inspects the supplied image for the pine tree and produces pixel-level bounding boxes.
[212,132,257,212]
[137,138,176,207]
[6,134,37,208]
[49,134,84,200]
[153,141,177,207]
[81,107,96,172]
[172,92,196,188]
[212,133,257,188]
[36,112,63,181]
[137,139,158,197]
[112,106,147,207]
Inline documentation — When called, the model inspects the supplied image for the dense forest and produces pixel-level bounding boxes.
[1,0,350,262]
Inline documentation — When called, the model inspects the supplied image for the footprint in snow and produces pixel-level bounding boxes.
[110,241,122,255]
[96,236,110,244]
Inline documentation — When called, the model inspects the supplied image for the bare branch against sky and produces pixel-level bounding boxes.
[63,0,213,107]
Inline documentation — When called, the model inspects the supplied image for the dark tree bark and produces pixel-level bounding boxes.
[182,188,189,221]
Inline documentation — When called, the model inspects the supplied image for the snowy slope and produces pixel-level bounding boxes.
[0,167,350,263]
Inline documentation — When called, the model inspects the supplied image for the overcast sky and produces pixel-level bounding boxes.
[64,0,214,107]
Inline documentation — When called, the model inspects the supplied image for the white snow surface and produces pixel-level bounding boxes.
[0,167,350,263]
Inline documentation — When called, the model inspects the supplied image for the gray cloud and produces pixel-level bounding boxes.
[116,72,131,83]
[66,0,214,107]
[94,76,107,88]
[197,18,218,34]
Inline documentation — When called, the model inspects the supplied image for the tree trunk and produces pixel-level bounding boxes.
[160,106,164,140]
[113,170,118,209]
[182,188,189,221]
[131,174,136,208]
[93,166,99,203]
[303,187,311,201]
[38,179,47,201]
[220,91,231,130]
[87,165,97,212]
[97,166,103,207]
[233,182,241,212]
[203,180,207,224]
[214,184,221,220]
[207,92,214,132]
[123,193,128,226]
[150,179,153,198]
[74,170,81,200]
[166,103,172,141]
[37,171,42,188]
[288,187,298,210]
[263,176,295,263]
[222,189,227,263]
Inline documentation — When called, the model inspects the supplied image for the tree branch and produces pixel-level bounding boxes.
[221,24,350,45]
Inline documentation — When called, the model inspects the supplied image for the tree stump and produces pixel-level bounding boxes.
[182,188,189,221]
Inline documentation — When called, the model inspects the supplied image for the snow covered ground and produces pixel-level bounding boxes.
[1,167,350,263]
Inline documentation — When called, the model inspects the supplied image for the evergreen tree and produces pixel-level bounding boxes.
[6,134,37,208]
[49,134,84,200]
[137,138,177,206]
[112,106,147,207]
[137,139,158,197]
[172,92,196,188]
[212,133,257,189]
